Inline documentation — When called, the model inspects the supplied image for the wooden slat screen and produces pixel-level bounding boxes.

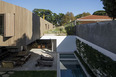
[4,13,15,37]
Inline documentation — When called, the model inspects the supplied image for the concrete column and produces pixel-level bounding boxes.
[51,40,54,52]
[51,40,56,52]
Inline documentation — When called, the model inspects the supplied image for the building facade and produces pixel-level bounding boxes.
[76,15,112,24]
[0,1,54,50]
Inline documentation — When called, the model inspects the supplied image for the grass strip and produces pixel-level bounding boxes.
[9,71,57,77]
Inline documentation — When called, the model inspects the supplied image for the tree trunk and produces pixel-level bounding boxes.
[113,17,115,20]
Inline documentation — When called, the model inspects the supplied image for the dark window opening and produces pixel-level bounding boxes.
[0,14,4,35]
[48,25,49,29]
[45,24,47,29]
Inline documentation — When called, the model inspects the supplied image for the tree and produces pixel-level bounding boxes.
[101,0,116,20]
[57,13,65,26]
[33,9,76,26]
[93,10,107,16]
[75,12,91,19]
[33,9,53,22]
[63,12,75,25]
[52,13,58,26]
[33,9,65,26]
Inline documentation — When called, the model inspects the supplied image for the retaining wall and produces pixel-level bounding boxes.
[76,21,116,54]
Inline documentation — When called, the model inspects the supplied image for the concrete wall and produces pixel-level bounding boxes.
[0,1,54,48]
[76,21,116,54]
[40,17,54,37]
[41,36,77,53]
[0,1,32,47]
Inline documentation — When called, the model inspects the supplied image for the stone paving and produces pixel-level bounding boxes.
[0,71,14,77]
[0,49,57,71]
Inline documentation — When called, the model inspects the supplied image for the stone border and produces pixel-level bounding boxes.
[0,71,14,77]
[74,53,90,77]
[57,53,61,77]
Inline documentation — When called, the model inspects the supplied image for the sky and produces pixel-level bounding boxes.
[2,0,104,16]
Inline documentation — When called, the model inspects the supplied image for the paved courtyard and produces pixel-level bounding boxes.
[0,49,57,71]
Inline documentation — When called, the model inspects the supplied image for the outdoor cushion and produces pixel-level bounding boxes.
[2,61,16,68]
[40,54,54,61]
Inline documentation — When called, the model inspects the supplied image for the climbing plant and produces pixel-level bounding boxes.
[76,39,116,77]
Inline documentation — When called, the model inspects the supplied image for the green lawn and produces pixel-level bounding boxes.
[9,71,57,77]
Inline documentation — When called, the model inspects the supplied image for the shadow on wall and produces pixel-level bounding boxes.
[11,14,41,49]
[28,13,40,45]
[11,34,29,47]
[57,36,77,53]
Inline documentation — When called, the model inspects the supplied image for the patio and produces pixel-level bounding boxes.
[0,49,57,71]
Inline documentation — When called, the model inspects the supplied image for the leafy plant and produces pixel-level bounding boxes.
[76,39,116,77]
[101,0,116,20]
[74,51,96,77]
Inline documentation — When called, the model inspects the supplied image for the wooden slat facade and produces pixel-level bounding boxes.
[4,13,15,37]
[0,1,54,48]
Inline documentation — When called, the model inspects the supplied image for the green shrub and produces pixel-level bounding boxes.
[74,51,96,77]
[76,39,116,77]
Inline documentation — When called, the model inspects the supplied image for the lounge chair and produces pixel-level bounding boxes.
[36,59,53,67]
[40,55,54,61]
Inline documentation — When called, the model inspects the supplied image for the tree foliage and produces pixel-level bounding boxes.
[33,9,90,26]
[33,9,65,26]
[63,12,75,25]
[57,13,65,26]
[33,9,52,22]
[75,12,91,19]
[101,0,116,20]
[93,10,107,16]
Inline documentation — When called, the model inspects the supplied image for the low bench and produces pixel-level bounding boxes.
[2,61,16,68]
[36,60,53,67]
[35,54,54,67]
[40,54,54,61]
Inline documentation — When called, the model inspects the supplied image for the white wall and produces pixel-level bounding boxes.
[41,36,77,53]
